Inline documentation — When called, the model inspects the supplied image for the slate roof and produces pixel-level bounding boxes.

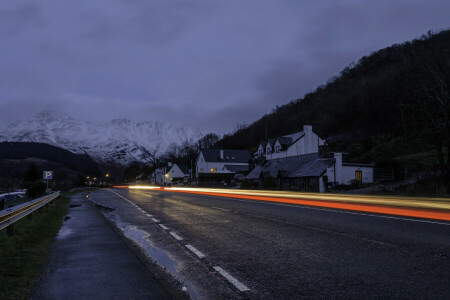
[222,165,249,173]
[201,149,251,163]
[259,131,305,152]
[246,153,334,179]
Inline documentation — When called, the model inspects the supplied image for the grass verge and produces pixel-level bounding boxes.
[0,192,73,300]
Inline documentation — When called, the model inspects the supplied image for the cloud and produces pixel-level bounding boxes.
[1,0,450,135]
[0,3,44,37]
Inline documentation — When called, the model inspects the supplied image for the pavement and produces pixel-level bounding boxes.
[104,188,450,299]
[30,192,173,300]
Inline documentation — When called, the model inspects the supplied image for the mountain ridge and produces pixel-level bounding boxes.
[0,109,204,165]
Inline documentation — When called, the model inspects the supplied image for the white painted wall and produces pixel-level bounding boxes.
[341,165,374,184]
[329,153,373,185]
[166,164,188,181]
[266,125,326,160]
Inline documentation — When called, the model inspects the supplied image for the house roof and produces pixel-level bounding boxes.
[259,141,267,149]
[201,149,251,163]
[246,153,334,179]
[222,165,249,173]
[276,136,292,146]
[259,131,306,152]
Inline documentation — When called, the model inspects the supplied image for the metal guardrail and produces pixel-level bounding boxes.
[0,192,60,231]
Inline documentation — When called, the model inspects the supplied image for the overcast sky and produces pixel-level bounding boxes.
[0,1,449,133]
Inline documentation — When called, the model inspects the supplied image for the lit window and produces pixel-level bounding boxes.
[211,168,216,173]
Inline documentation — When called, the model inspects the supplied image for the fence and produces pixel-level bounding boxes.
[0,192,60,234]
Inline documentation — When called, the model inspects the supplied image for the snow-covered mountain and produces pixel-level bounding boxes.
[0,110,203,164]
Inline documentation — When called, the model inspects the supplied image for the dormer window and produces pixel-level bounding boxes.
[275,145,280,153]
[267,147,271,153]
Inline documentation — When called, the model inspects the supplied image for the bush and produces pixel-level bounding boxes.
[262,175,276,189]
[240,178,252,189]
[25,182,46,199]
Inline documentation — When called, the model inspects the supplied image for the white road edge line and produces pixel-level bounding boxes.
[213,266,249,292]
[185,244,205,258]
[151,218,160,223]
[170,232,183,241]
[159,224,169,230]
[211,206,230,212]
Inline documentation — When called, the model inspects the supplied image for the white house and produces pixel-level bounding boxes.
[257,125,326,160]
[196,149,251,179]
[248,125,374,192]
[150,168,164,185]
[325,153,374,186]
[166,163,190,183]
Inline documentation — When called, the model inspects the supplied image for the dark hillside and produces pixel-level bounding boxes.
[217,30,450,170]
[0,142,101,188]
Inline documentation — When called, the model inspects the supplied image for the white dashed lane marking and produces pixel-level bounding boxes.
[185,244,205,258]
[211,206,230,212]
[213,266,250,292]
[159,224,169,230]
[170,232,183,241]
[151,218,160,223]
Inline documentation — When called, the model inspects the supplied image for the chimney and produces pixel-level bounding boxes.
[334,153,343,184]
[303,125,312,134]
[220,150,224,160]
[303,125,313,153]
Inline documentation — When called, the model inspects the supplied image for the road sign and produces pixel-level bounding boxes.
[43,171,53,180]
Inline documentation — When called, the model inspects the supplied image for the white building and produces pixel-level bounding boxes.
[166,163,190,183]
[247,125,374,192]
[257,125,326,160]
[150,168,164,185]
[196,149,251,179]
[326,153,374,186]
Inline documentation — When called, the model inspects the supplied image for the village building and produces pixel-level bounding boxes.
[248,125,374,192]
[196,149,251,186]
[150,168,164,185]
[256,125,326,159]
[166,163,190,184]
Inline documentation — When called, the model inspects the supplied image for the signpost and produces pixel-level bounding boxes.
[43,171,53,192]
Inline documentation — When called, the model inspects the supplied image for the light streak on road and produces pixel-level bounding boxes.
[114,185,450,221]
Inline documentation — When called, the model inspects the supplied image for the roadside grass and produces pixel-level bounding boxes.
[0,192,76,300]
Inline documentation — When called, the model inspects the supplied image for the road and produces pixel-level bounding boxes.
[109,188,450,299]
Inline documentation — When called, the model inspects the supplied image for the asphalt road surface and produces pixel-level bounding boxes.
[111,188,450,299]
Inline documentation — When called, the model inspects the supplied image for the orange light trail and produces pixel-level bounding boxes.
[119,185,450,222]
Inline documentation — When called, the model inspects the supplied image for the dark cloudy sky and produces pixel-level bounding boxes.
[0,1,449,133]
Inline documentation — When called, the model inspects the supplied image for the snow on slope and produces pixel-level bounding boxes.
[0,110,203,164]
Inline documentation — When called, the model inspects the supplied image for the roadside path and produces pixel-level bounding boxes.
[30,192,172,300]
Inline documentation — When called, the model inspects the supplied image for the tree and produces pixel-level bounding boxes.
[24,163,40,182]
[197,133,219,150]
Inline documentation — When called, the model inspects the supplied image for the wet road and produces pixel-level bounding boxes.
[113,188,450,299]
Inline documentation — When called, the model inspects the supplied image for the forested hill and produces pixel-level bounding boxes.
[217,30,450,169]
[0,142,101,176]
